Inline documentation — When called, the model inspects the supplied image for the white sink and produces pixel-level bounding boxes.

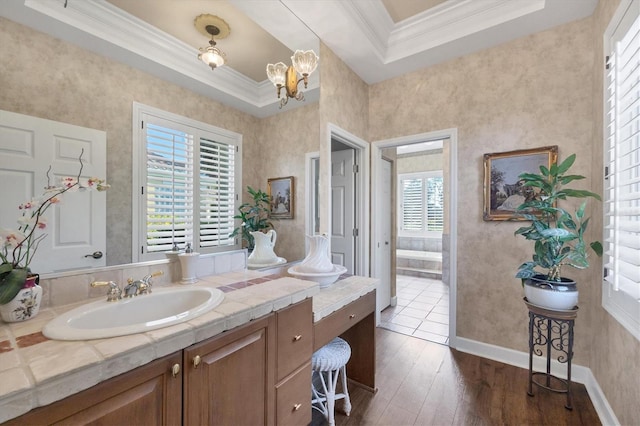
[43,286,224,341]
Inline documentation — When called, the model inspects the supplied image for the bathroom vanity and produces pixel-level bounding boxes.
[0,270,377,425]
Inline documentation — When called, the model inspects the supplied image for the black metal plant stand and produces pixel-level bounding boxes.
[524,298,577,410]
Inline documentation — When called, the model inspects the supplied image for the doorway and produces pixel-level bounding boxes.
[371,129,458,348]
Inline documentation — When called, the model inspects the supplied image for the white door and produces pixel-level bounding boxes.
[0,110,107,273]
[377,159,392,319]
[331,149,355,273]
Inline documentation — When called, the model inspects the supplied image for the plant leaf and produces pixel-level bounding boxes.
[0,268,27,305]
[556,154,576,175]
[590,241,603,256]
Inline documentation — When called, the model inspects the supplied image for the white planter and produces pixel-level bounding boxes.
[0,278,43,323]
[523,275,578,310]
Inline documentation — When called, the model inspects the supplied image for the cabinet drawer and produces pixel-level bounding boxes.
[313,290,376,350]
[276,362,312,426]
[276,298,312,382]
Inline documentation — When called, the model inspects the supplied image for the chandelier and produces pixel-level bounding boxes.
[195,14,230,70]
[266,50,319,108]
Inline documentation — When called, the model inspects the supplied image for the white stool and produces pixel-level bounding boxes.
[311,337,352,426]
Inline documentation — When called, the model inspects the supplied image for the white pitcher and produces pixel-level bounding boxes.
[297,234,334,273]
[248,230,278,265]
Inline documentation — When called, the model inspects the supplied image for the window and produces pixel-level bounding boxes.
[603,0,640,341]
[133,104,242,261]
[398,171,444,236]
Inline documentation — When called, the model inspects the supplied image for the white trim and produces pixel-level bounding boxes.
[305,151,320,253]
[371,128,458,347]
[456,337,620,426]
[326,123,370,277]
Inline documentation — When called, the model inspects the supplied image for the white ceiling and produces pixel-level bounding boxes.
[1,0,598,118]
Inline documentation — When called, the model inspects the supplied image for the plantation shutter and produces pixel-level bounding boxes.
[604,5,640,306]
[602,1,640,340]
[199,137,235,248]
[401,177,424,231]
[426,176,444,232]
[145,122,194,253]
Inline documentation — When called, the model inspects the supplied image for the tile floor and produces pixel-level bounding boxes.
[379,274,449,345]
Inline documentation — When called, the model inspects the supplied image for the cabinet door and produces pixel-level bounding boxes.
[184,315,275,426]
[8,352,182,426]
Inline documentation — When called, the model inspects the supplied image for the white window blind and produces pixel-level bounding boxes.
[603,0,640,341]
[145,123,194,253]
[134,104,242,261]
[401,178,424,231]
[199,137,235,248]
[399,172,444,235]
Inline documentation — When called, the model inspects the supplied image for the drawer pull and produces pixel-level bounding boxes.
[293,403,302,411]
[292,334,302,342]
[193,355,201,369]
[171,363,180,378]
[349,314,356,319]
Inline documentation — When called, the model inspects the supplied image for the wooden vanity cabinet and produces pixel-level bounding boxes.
[6,352,183,426]
[183,314,275,426]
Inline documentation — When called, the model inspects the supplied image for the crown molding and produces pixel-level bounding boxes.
[349,0,546,64]
[14,0,316,118]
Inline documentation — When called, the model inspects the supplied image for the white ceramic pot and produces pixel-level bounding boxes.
[0,276,43,322]
[248,230,278,265]
[297,235,333,273]
[523,274,578,310]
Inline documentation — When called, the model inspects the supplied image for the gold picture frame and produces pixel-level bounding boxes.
[483,146,558,221]
[268,176,294,219]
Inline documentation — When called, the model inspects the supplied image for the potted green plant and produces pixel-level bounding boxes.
[229,186,273,250]
[514,153,602,310]
[0,155,109,322]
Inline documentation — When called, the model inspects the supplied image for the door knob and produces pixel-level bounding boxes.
[84,251,103,259]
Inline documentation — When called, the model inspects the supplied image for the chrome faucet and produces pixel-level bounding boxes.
[124,271,164,298]
[91,281,122,302]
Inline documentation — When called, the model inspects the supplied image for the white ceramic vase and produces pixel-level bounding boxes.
[248,230,278,265]
[0,276,43,323]
[297,235,334,273]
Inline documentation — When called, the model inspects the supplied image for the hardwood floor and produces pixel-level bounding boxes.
[313,328,600,426]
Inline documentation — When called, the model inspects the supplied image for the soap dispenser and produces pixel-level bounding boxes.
[178,243,199,284]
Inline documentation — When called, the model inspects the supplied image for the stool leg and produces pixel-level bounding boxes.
[326,370,337,426]
[340,365,351,416]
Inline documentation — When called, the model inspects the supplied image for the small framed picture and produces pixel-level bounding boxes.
[483,146,558,221]
[268,176,294,219]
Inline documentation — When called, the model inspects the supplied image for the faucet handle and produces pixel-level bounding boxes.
[140,271,163,295]
[91,281,122,302]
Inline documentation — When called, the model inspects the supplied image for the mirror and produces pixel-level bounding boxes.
[0,1,320,274]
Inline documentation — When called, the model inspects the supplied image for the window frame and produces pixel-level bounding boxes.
[132,103,242,262]
[602,0,640,342]
[397,170,444,238]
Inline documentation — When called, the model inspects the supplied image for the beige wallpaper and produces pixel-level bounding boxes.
[0,17,260,266]
[243,103,320,262]
[397,150,443,174]
[371,18,595,359]
[318,43,370,235]
[370,6,639,423]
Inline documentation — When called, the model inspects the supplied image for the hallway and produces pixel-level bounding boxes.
[379,275,449,345]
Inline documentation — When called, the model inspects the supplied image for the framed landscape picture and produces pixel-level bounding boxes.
[483,146,558,221]
[268,176,294,219]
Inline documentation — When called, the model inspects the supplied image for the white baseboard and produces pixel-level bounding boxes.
[454,337,619,426]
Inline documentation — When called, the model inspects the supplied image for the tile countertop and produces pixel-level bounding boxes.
[0,269,377,423]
